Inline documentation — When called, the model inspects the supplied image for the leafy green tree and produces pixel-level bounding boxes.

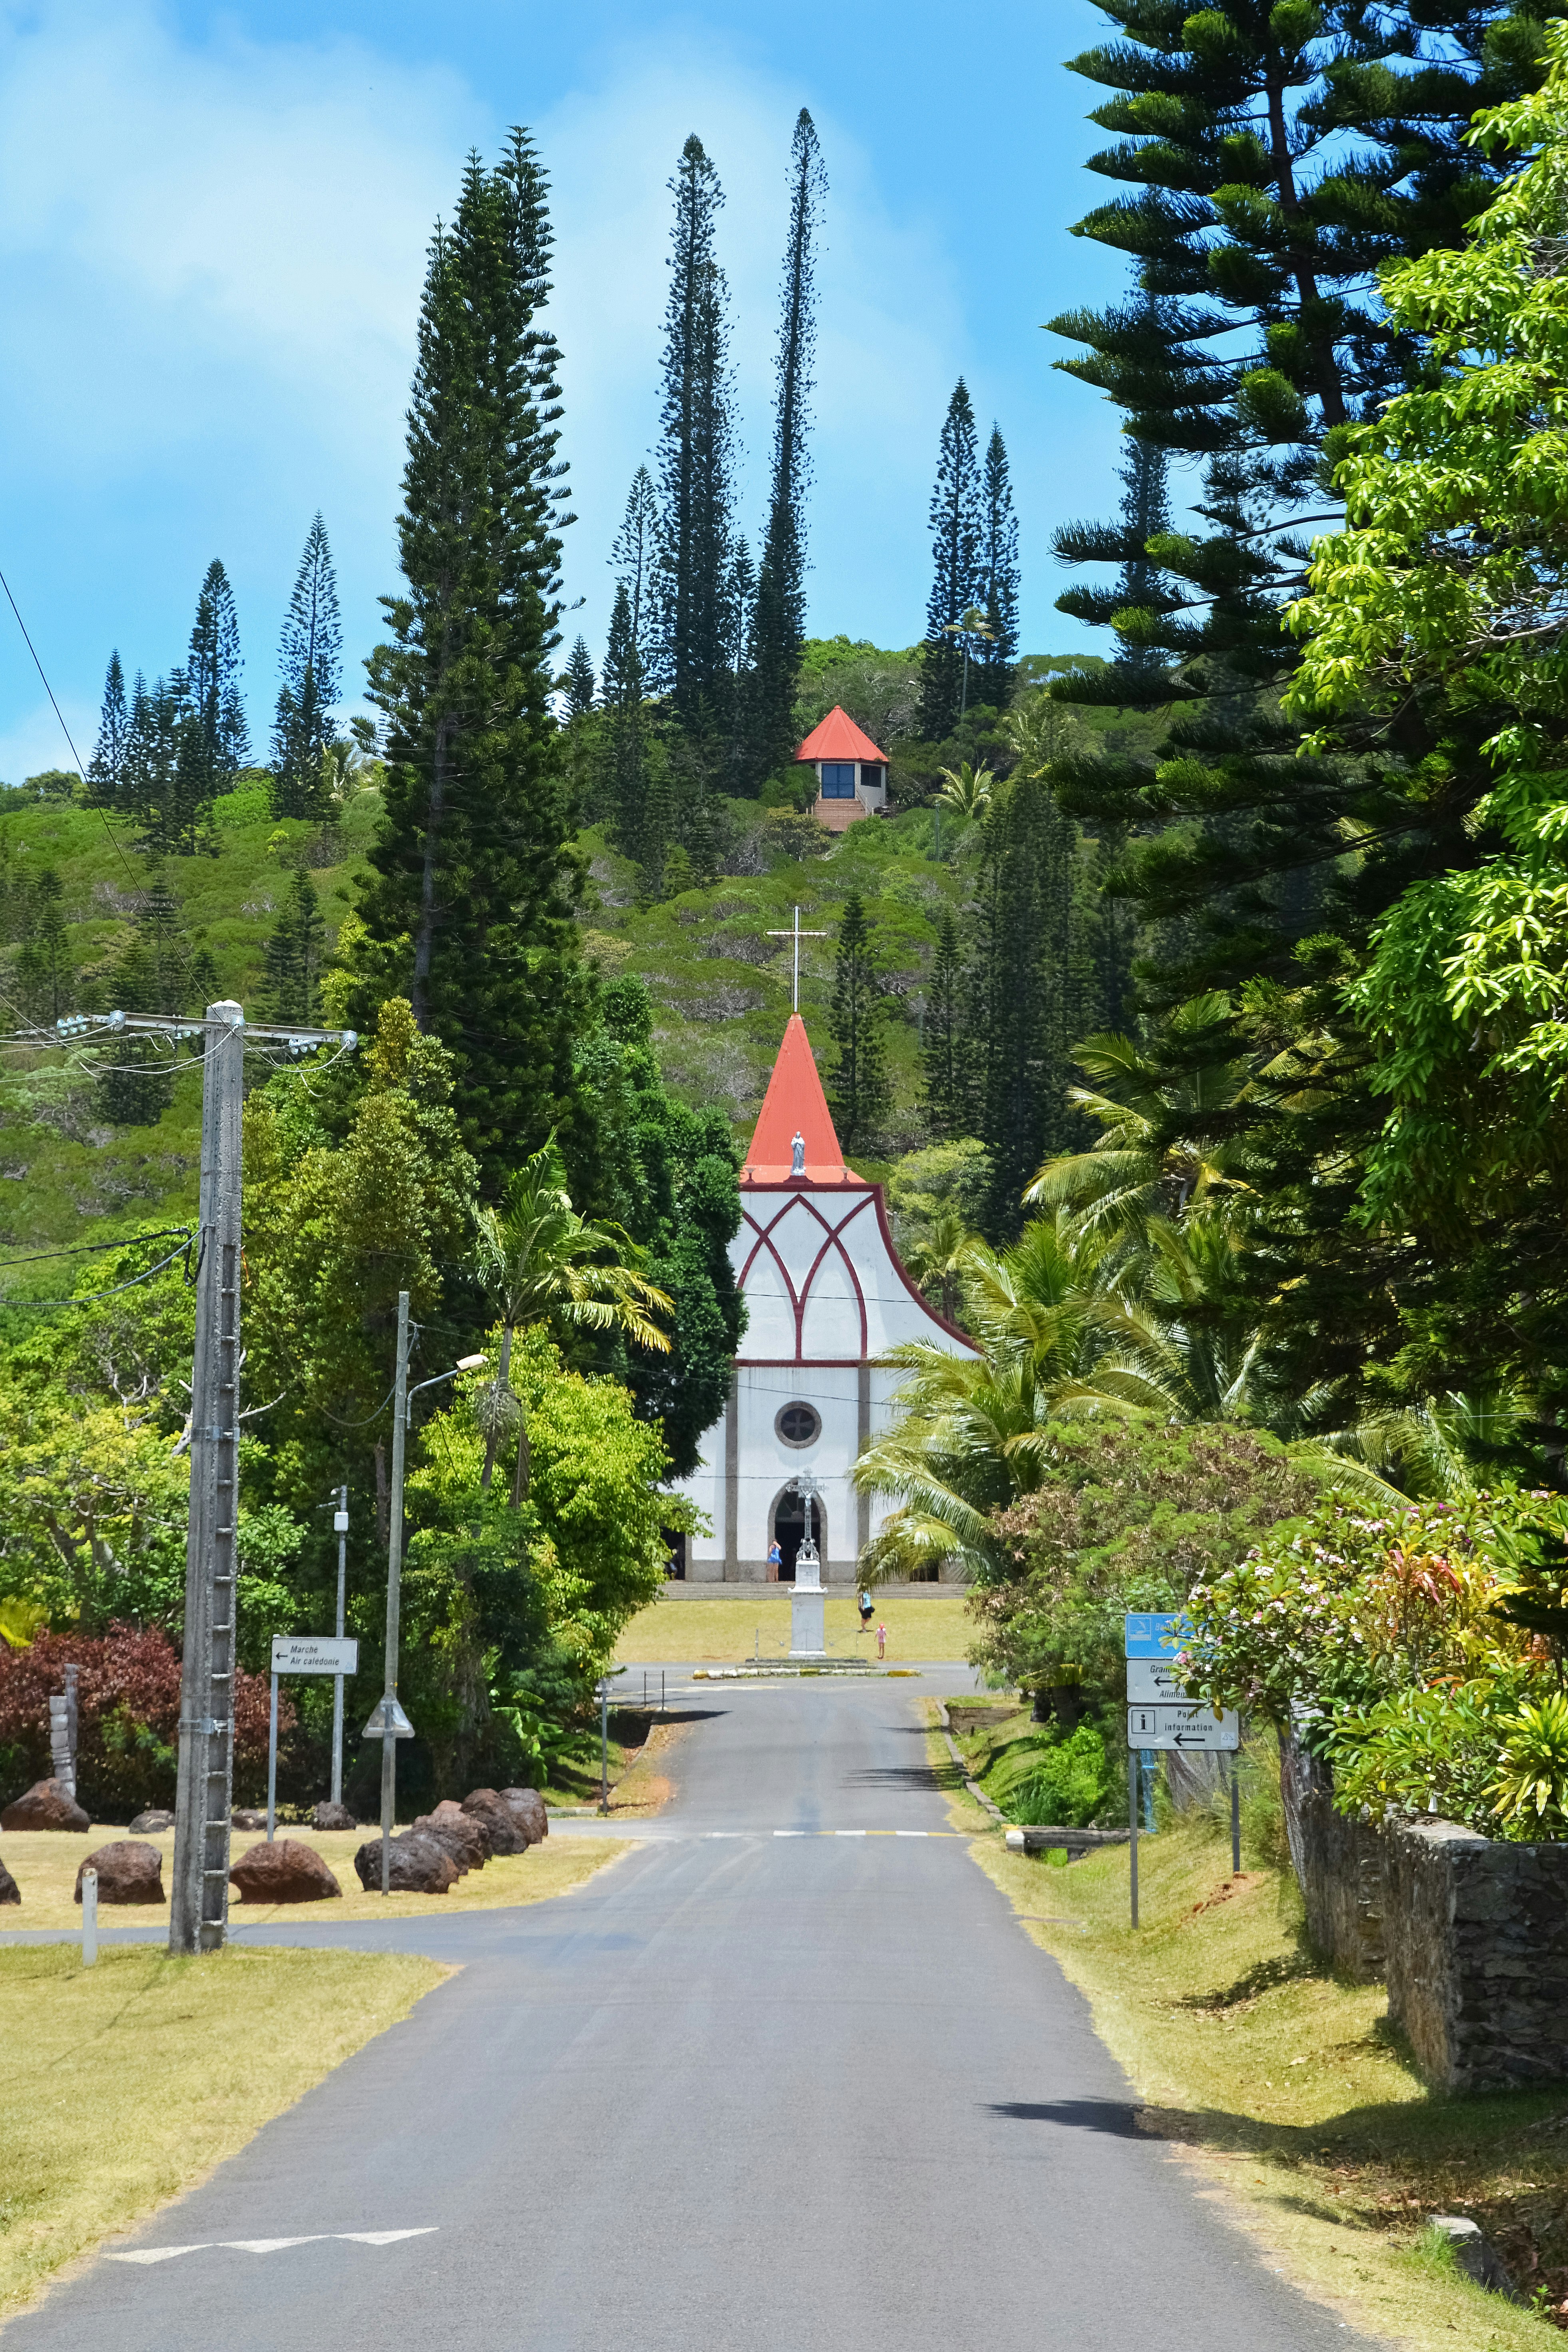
[748,108,826,786]
[470,1136,671,1503]
[271,513,342,820]
[97,870,215,1124]
[84,652,129,809]
[657,135,736,727]
[917,381,982,739]
[260,868,327,1025]
[827,889,890,1152]
[353,134,592,1192]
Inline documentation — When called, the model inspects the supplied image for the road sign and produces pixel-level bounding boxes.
[1124,1612,1194,1660]
[1126,1657,1191,1704]
[1126,1703,1239,1752]
[361,1695,415,1739]
[271,1635,360,1677]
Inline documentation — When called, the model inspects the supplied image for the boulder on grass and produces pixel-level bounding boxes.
[75,1841,163,1904]
[2,1778,90,1833]
[0,1855,18,1906]
[498,1787,549,1845]
[352,1832,459,1895]
[230,1839,342,1904]
[411,1801,489,1872]
[231,1807,267,1831]
[128,1808,175,1834]
[460,1788,531,1856]
[312,1801,356,1832]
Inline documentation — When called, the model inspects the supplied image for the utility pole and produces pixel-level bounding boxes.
[169,1001,244,1958]
[331,1484,349,1807]
[381,1291,411,1896]
[57,997,356,1957]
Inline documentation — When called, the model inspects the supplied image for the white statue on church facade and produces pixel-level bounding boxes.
[790,1129,805,1176]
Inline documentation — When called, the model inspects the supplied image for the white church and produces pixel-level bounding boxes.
[675,1012,977,1585]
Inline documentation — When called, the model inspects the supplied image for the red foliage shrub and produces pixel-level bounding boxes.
[0,1625,289,1821]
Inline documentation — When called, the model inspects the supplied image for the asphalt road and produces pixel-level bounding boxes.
[6,1667,1369,2350]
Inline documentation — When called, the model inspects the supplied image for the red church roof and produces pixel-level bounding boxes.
[744,1015,863,1186]
[794,706,889,767]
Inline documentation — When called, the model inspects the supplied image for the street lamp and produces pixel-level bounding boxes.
[365,1288,488,1895]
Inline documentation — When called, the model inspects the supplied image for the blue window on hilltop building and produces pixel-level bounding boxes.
[821,761,856,797]
[860,764,884,793]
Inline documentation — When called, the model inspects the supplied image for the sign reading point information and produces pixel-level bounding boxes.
[1124,1614,1238,1751]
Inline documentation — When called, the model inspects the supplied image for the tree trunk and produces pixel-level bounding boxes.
[480,1323,516,1492]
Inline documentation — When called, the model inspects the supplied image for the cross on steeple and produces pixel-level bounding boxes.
[766,904,829,1012]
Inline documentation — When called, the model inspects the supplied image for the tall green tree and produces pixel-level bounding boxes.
[969,770,1074,1235]
[354,133,592,1192]
[828,890,890,1153]
[561,636,595,720]
[977,425,1019,706]
[748,107,826,786]
[13,869,71,1022]
[271,514,342,820]
[84,653,129,810]
[609,465,661,680]
[921,907,971,1142]
[657,135,736,728]
[183,559,249,796]
[917,381,982,739]
[98,870,215,1124]
[260,869,327,1025]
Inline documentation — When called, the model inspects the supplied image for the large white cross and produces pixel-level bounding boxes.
[766,904,829,1012]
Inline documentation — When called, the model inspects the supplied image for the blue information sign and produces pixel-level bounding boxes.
[1124,1611,1195,1660]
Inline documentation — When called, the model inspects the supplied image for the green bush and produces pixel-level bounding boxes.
[995,1720,1113,1827]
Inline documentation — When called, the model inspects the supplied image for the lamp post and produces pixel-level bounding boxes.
[368,1293,487,1895]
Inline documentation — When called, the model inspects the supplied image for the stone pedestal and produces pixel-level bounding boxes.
[790,1537,827,1657]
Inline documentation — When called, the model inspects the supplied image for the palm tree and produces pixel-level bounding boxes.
[900,1210,977,1325]
[472,1140,672,1504]
[934,761,995,822]
[1025,997,1254,1239]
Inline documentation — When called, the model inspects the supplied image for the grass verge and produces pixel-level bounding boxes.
[0,1824,630,1931]
[0,1940,445,2323]
[614,1590,975,1663]
[924,1704,1568,2348]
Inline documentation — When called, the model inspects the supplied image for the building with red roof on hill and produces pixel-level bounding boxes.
[795,706,889,832]
[671,1012,978,1589]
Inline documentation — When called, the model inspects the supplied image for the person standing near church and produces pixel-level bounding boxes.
[768,1540,782,1581]
[876,1621,887,1660]
[859,1588,873,1631]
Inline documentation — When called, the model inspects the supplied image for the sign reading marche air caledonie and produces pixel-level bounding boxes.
[271,1635,360,1677]
[1123,1614,1238,1752]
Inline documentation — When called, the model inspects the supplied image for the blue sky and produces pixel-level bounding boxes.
[0,0,1131,780]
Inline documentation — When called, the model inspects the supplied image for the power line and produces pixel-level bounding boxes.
[0,1225,191,1270]
[0,1237,193,1308]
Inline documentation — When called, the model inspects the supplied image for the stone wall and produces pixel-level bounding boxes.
[1383,1817,1568,2093]
[1279,1734,1385,1983]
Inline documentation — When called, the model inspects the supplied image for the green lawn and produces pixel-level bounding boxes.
[614,1588,975,1663]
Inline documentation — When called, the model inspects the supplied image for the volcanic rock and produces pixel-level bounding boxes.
[75,1841,164,1904]
[460,1788,531,1856]
[0,1855,18,1905]
[1,1778,90,1833]
[312,1801,357,1832]
[498,1787,549,1845]
[128,1809,175,1834]
[410,1802,489,1873]
[352,1831,459,1895]
[229,1839,342,1904]
[231,1808,267,1831]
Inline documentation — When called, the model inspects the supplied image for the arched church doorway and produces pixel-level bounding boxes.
[772,1490,824,1583]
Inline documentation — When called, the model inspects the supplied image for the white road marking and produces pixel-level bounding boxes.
[895,1830,929,1837]
[106,2229,436,2264]
[835,1830,867,1837]
[773,1829,806,1837]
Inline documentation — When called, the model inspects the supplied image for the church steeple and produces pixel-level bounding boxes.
[743,1014,857,1186]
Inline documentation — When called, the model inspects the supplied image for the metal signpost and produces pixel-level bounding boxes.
[80,1867,98,1968]
[265,1636,360,1840]
[1124,1614,1239,1927]
[331,1487,350,1806]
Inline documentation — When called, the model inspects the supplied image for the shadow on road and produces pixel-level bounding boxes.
[985,2098,1142,2138]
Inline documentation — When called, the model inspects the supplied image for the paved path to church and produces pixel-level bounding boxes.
[5,1669,1369,2352]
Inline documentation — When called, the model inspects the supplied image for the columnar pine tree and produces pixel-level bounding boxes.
[725,539,756,679]
[609,465,662,681]
[827,891,890,1152]
[977,427,1020,707]
[271,514,342,820]
[354,134,592,1189]
[122,673,213,855]
[14,868,71,1020]
[182,560,249,797]
[84,653,129,809]
[260,868,327,1023]
[98,869,216,1123]
[748,108,826,786]
[920,907,972,1142]
[561,637,596,719]
[657,136,736,727]
[917,381,982,739]
[968,771,1073,1234]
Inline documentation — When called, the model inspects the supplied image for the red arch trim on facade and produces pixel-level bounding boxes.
[738,1192,873,1362]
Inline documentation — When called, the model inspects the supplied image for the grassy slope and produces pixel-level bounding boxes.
[927,1715,1568,2346]
[0,1941,446,2322]
[0,783,382,1254]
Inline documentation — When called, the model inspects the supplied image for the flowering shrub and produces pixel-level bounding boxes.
[0,1624,283,1818]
